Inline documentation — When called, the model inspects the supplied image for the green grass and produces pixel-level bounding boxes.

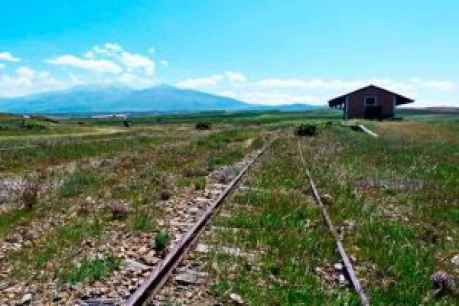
[60,255,121,285]
[0,131,171,172]
[154,230,170,252]
[129,211,155,232]
[206,137,358,305]
[299,121,459,305]
[2,112,456,303]
[60,171,102,197]
[10,217,105,277]
[0,208,35,238]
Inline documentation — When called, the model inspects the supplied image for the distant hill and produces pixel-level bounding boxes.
[0,85,317,114]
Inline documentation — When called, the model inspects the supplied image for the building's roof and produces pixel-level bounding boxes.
[328,85,414,107]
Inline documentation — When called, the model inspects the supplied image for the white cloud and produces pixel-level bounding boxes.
[225,71,247,83]
[88,43,156,77]
[176,74,224,88]
[119,51,155,76]
[0,52,20,62]
[16,66,36,79]
[48,55,123,74]
[160,60,169,67]
[177,74,458,106]
[104,42,123,52]
[0,66,69,98]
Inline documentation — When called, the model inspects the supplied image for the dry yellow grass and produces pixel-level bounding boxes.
[376,121,458,144]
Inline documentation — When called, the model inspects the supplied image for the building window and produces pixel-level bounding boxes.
[364,96,377,106]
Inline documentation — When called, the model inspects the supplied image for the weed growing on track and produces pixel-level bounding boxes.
[154,230,170,252]
[60,254,121,285]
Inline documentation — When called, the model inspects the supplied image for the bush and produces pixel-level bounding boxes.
[295,124,317,137]
[22,121,48,131]
[194,177,207,190]
[111,202,129,219]
[22,182,38,210]
[154,230,170,252]
[195,122,211,130]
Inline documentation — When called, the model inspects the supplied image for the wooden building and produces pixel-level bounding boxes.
[328,85,414,119]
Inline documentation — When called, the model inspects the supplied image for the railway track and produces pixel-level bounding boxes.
[74,135,369,306]
[115,139,274,306]
[297,140,370,306]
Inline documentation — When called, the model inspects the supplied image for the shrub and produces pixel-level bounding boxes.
[194,177,207,190]
[111,202,129,219]
[21,121,48,131]
[295,124,317,137]
[154,230,170,252]
[22,182,38,210]
[195,122,211,130]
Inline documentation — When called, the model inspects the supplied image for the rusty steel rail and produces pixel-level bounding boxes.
[125,139,274,306]
[297,141,370,306]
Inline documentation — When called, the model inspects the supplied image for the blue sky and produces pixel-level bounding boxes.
[1,0,458,106]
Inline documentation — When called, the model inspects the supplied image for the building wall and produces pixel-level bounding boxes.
[346,87,395,119]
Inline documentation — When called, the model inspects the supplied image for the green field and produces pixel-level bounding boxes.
[0,109,457,305]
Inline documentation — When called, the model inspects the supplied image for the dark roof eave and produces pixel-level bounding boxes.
[396,98,415,105]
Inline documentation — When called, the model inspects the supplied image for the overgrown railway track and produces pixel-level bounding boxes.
[297,140,370,306]
[73,135,369,306]
[122,139,274,306]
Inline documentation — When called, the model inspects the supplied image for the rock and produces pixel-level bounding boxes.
[20,293,32,304]
[432,271,455,292]
[334,263,344,271]
[229,293,245,304]
[138,246,149,255]
[6,233,22,243]
[451,254,459,266]
[195,243,210,253]
[175,270,208,285]
[142,251,160,265]
[338,274,347,285]
[124,259,150,271]
[0,282,9,290]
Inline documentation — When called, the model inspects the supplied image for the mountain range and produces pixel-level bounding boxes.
[0,85,316,114]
